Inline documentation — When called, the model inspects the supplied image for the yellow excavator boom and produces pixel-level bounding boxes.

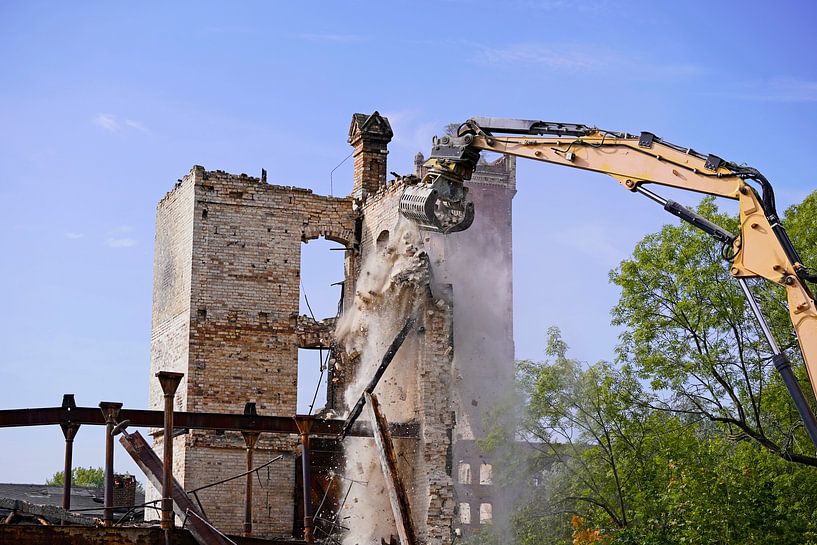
[399,117,817,449]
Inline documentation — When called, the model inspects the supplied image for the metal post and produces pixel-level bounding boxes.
[242,402,260,537]
[99,401,123,527]
[156,371,184,534]
[738,278,817,450]
[295,417,314,544]
[59,394,79,515]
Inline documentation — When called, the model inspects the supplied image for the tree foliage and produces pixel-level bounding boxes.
[46,466,104,488]
[610,196,817,466]
[476,191,817,544]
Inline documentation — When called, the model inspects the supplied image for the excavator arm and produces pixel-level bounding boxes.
[399,117,817,448]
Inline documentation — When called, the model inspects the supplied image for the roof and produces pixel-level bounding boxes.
[0,483,144,520]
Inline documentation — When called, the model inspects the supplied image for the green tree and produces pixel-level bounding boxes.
[499,327,817,545]
[46,466,104,488]
[478,191,817,545]
[609,196,817,467]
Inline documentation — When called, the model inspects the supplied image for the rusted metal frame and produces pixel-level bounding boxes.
[59,394,79,515]
[119,430,235,545]
[156,371,183,532]
[241,400,260,537]
[242,431,259,537]
[119,430,203,522]
[322,478,354,541]
[184,510,237,545]
[0,405,419,438]
[295,417,315,544]
[340,316,416,439]
[98,402,122,527]
[365,393,417,545]
[312,473,335,523]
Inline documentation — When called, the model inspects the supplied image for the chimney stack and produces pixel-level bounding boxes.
[348,111,393,199]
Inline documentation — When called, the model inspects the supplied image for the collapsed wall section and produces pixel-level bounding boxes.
[338,180,456,545]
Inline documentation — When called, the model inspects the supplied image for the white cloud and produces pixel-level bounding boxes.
[471,42,703,80]
[104,226,137,248]
[124,119,149,132]
[64,232,85,239]
[105,237,137,248]
[94,113,119,132]
[380,109,441,165]
[473,43,612,72]
[93,114,149,133]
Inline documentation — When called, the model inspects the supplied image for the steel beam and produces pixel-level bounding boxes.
[0,405,418,438]
[119,430,235,545]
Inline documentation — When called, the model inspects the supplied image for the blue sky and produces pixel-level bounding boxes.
[1,1,816,484]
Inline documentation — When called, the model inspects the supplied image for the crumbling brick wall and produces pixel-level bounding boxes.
[148,166,355,537]
[148,112,514,543]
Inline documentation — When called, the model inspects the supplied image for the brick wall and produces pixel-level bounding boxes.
[148,166,355,537]
[147,112,515,543]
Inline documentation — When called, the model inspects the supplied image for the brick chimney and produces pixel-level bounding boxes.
[348,111,393,198]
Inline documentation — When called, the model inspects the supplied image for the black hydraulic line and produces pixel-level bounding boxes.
[338,316,416,440]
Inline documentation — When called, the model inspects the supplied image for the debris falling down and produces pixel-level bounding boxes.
[335,220,431,545]
[339,315,417,440]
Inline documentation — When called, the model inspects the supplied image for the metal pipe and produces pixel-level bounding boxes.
[635,185,668,206]
[241,431,259,536]
[99,402,122,527]
[738,279,780,352]
[61,425,78,512]
[156,371,184,532]
[301,431,313,544]
[59,394,79,516]
[294,417,314,544]
[738,278,817,450]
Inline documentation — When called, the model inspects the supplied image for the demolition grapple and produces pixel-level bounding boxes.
[398,133,481,233]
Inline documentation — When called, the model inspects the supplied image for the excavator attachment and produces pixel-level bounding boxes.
[399,169,474,233]
[399,133,481,233]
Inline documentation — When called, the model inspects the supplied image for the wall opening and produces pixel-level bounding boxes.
[297,348,330,414]
[376,229,390,251]
[479,463,492,485]
[459,503,471,525]
[299,237,345,318]
[479,503,493,524]
[297,236,345,414]
[458,462,472,484]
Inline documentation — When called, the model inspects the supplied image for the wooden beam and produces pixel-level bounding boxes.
[365,393,416,545]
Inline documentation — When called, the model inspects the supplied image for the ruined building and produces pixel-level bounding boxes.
[147,112,516,543]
